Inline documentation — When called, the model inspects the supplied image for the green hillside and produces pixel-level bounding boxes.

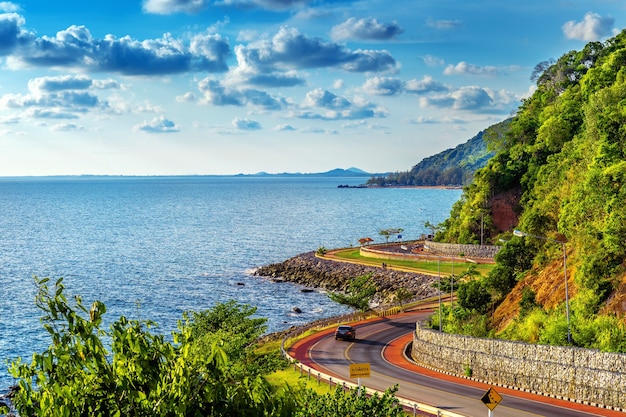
[366,122,504,187]
[435,31,626,351]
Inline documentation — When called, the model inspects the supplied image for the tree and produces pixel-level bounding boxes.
[457,280,491,313]
[9,277,410,416]
[378,228,403,243]
[328,273,377,311]
[295,385,405,417]
[9,277,288,417]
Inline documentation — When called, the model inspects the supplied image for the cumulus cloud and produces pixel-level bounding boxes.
[443,61,498,76]
[176,92,197,102]
[198,78,288,110]
[330,17,404,41]
[0,2,20,12]
[134,116,179,133]
[0,12,26,54]
[359,75,448,96]
[420,85,517,113]
[233,26,397,75]
[274,123,296,131]
[302,88,351,109]
[1,14,231,76]
[143,0,312,14]
[422,55,445,67]
[361,77,404,96]
[232,117,261,130]
[562,12,615,41]
[0,74,116,119]
[294,88,386,121]
[404,75,448,94]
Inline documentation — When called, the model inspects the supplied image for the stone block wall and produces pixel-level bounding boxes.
[423,241,500,259]
[411,325,626,410]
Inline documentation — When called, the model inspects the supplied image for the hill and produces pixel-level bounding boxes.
[245,167,375,177]
[366,121,505,187]
[435,31,626,351]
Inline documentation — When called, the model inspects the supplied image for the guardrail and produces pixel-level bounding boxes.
[279,310,470,417]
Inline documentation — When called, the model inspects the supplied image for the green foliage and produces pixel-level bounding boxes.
[294,385,405,417]
[328,273,377,311]
[483,239,535,301]
[518,287,540,318]
[316,246,327,255]
[456,280,491,314]
[366,125,499,187]
[393,287,413,308]
[9,277,289,417]
[378,228,403,242]
[499,308,548,343]
[435,304,492,338]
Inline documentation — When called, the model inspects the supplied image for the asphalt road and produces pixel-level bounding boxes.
[289,311,624,417]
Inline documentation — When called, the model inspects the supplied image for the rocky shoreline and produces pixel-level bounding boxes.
[253,251,439,305]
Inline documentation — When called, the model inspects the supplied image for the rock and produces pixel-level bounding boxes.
[253,251,439,305]
[292,307,303,313]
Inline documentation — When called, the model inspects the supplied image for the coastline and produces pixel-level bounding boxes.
[253,251,439,305]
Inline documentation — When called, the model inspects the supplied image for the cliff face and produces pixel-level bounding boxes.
[253,251,439,304]
[489,187,521,234]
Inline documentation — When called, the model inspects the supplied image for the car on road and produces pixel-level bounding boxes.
[335,325,356,341]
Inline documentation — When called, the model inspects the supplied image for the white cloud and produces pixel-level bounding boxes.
[443,61,498,77]
[404,76,449,94]
[422,55,445,67]
[330,17,404,41]
[361,77,403,96]
[134,116,179,133]
[176,92,197,102]
[232,117,261,130]
[562,12,615,41]
[420,85,517,114]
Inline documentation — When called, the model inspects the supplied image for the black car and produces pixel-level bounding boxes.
[335,325,356,341]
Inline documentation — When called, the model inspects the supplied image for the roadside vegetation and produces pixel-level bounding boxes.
[3,277,405,417]
[431,30,626,352]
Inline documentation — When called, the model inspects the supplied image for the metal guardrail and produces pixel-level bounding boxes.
[280,311,470,417]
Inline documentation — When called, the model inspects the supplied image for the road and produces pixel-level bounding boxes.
[288,311,625,417]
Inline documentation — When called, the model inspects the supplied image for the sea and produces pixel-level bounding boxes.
[0,175,461,393]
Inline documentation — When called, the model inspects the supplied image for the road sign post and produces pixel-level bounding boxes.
[350,363,371,395]
[480,386,502,415]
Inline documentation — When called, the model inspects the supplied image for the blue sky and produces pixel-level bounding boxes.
[0,0,624,176]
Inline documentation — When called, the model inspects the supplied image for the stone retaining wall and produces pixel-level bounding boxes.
[423,241,500,259]
[411,324,626,410]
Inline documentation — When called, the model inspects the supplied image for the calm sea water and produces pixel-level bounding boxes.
[0,176,461,391]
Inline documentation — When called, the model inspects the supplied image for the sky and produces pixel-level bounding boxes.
[0,1,624,176]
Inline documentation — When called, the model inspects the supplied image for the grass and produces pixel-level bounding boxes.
[266,367,335,395]
[331,248,495,277]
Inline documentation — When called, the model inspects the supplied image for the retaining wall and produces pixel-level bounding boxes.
[423,241,500,259]
[411,324,626,410]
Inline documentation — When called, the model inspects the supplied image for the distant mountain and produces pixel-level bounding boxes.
[246,167,375,177]
[366,119,509,187]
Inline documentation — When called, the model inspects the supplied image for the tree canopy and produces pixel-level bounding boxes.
[6,277,405,416]
[434,29,626,351]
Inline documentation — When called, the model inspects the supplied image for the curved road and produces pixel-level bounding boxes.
[288,311,624,417]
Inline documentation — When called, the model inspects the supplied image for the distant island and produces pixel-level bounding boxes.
[238,167,379,177]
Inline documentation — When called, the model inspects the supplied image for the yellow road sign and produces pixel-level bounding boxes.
[481,387,502,411]
[350,363,371,378]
